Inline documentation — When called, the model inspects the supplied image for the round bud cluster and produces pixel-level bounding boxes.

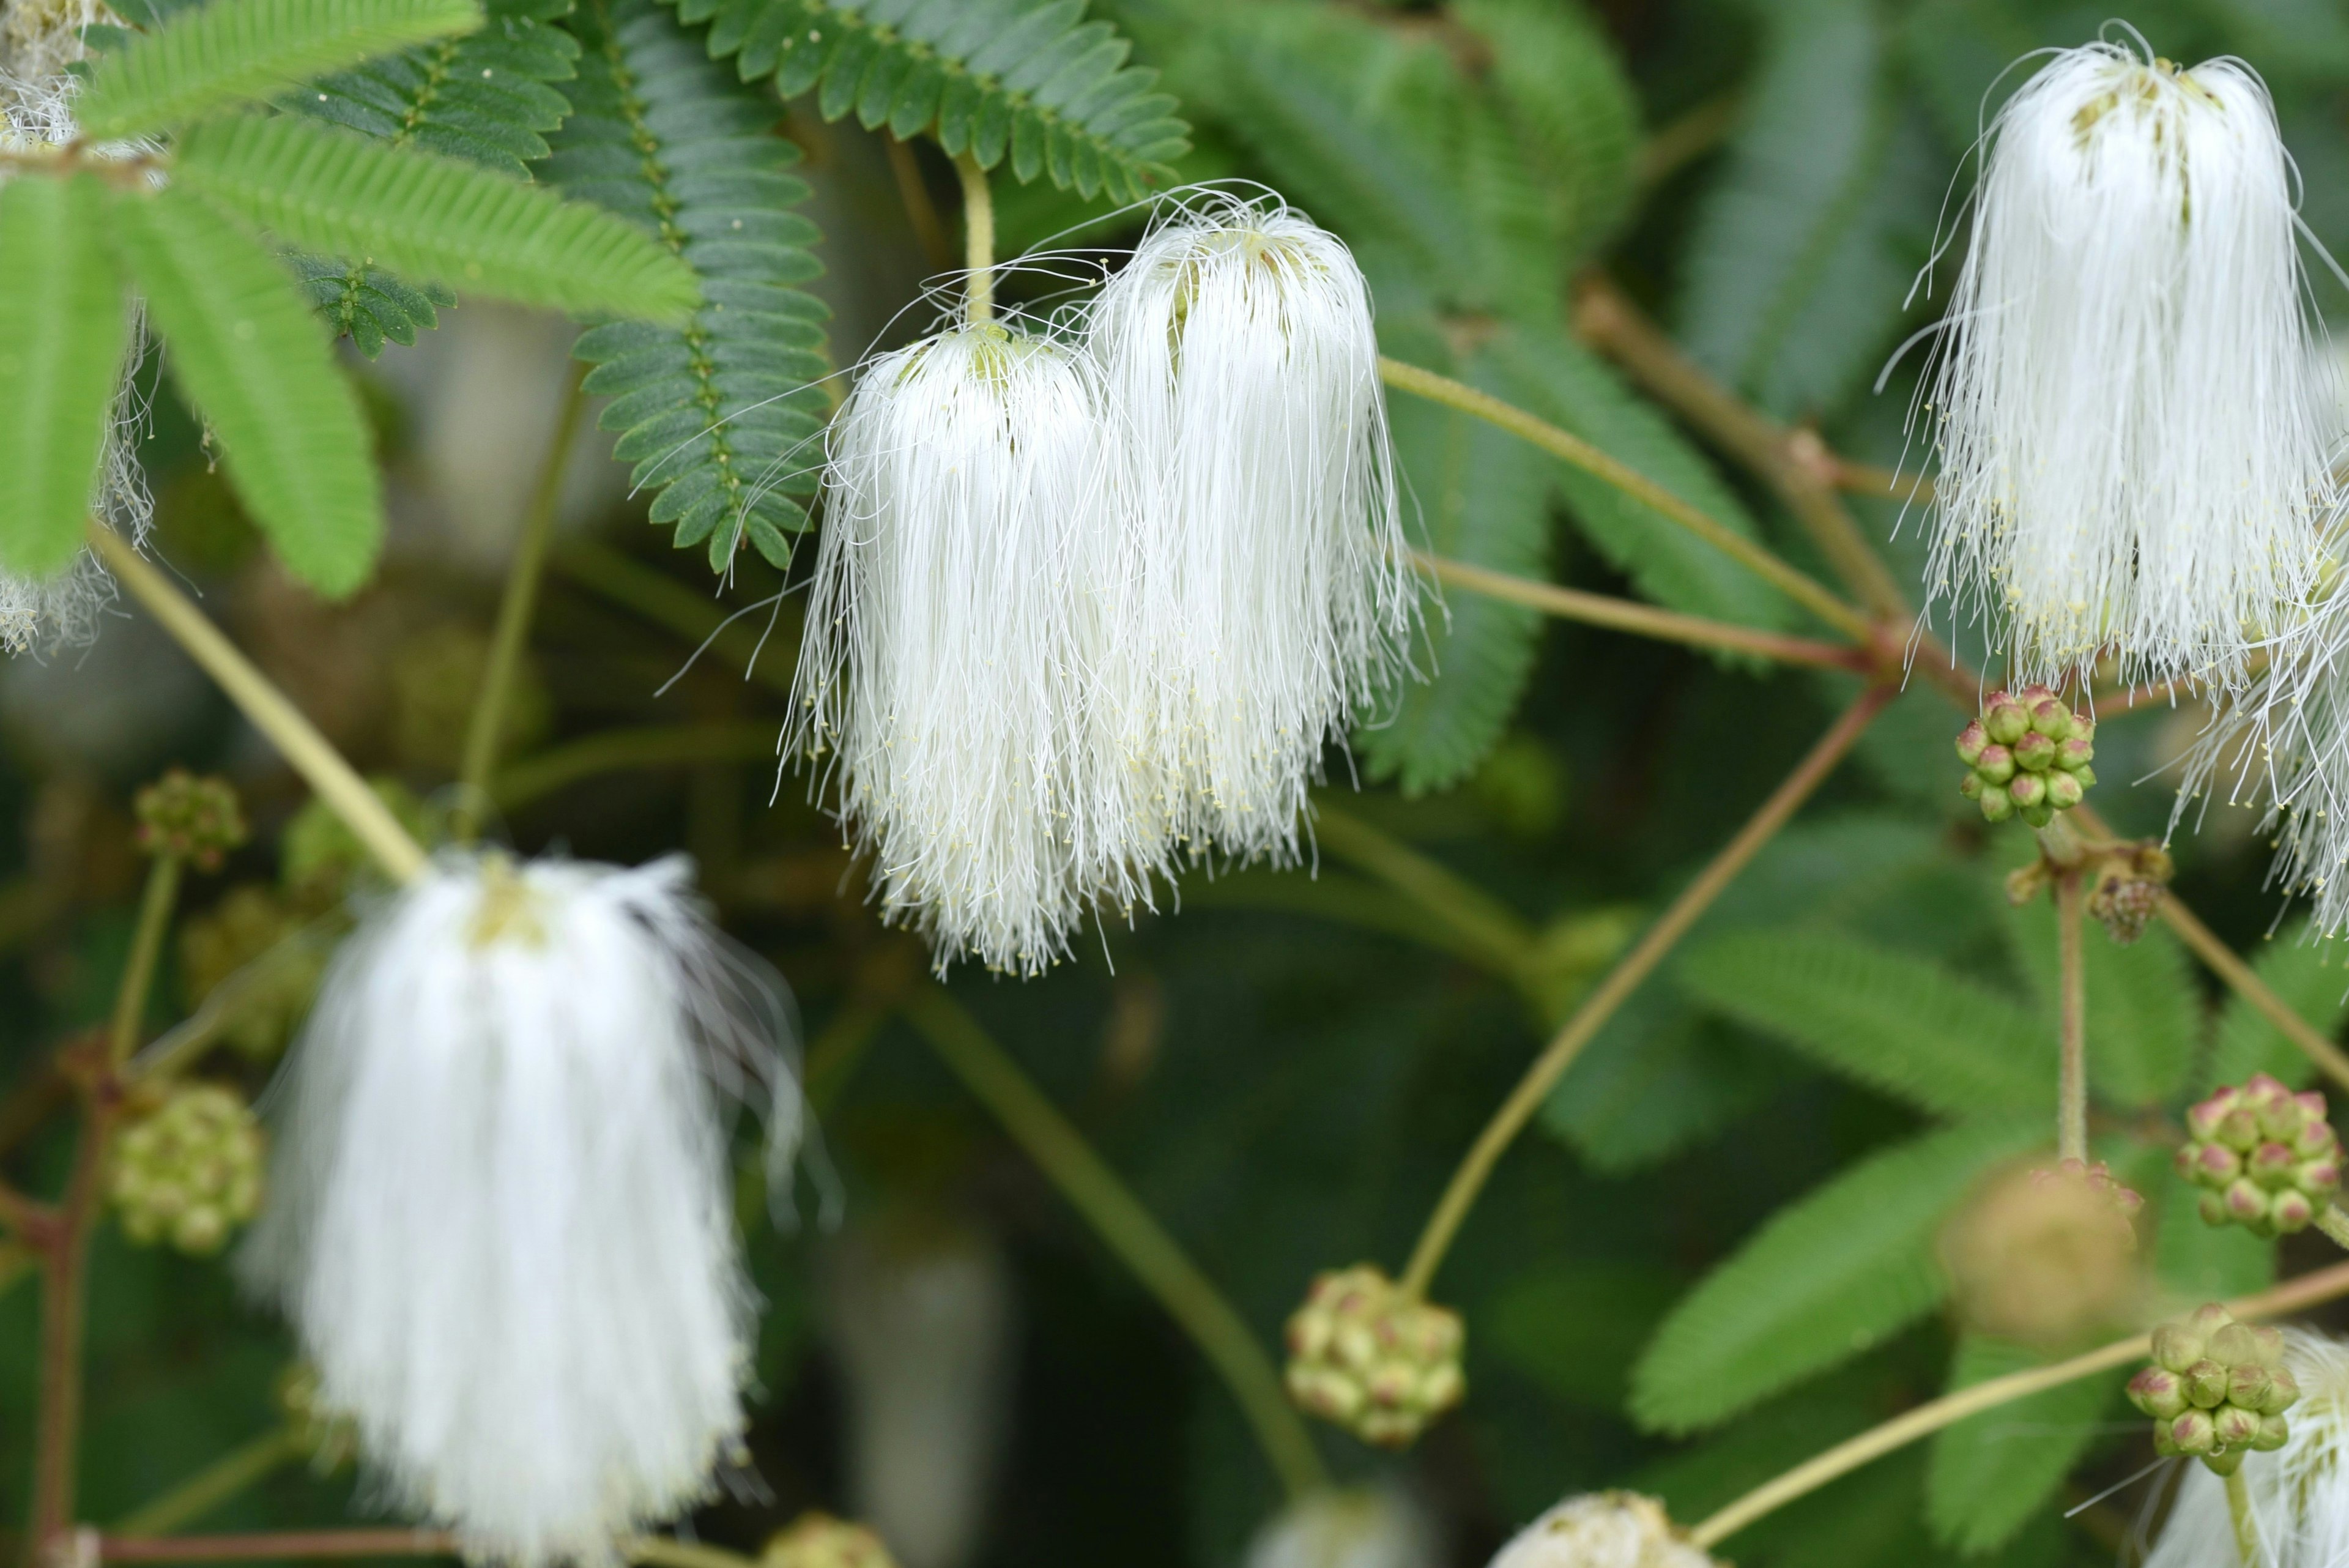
[133,769,248,871]
[762,1513,897,1568]
[2035,1157,2145,1235]
[108,1083,264,1255]
[1942,1157,2143,1347]
[2086,844,2176,945]
[1283,1264,1465,1447]
[2127,1303,2298,1474]
[1955,686,2096,827]
[2176,1074,2340,1236]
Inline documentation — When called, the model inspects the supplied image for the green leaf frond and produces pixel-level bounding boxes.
[0,176,130,578]
[76,0,485,140]
[1629,1118,2040,1434]
[549,0,831,571]
[666,0,1189,203]
[1924,1336,2112,1555]
[109,186,382,595]
[175,113,701,321]
[1678,927,2046,1120]
[286,251,453,355]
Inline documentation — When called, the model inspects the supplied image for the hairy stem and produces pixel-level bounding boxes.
[456,360,590,842]
[1688,1255,2349,1549]
[955,151,993,326]
[1397,684,1894,1299]
[2056,870,2088,1162]
[88,527,428,885]
[1414,552,1869,671]
[108,856,181,1068]
[2227,1466,2263,1567]
[111,1431,301,1537]
[902,988,1328,1501]
[495,721,778,813]
[2318,1203,2349,1254]
[1377,357,1871,639]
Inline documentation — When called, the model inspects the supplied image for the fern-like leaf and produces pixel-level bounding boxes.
[2003,895,2196,1110]
[1925,1336,2112,1555]
[672,0,1188,203]
[76,0,484,139]
[1452,0,1639,264]
[293,0,579,175]
[177,113,700,320]
[286,251,453,355]
[0,176,130,577]
[1630,1118,2040,1433]
[550,0,830,570]
[1679,929,2046,1120]
[110,187,382,595]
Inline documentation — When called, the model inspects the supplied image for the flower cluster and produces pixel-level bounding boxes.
[2176,1075,2341,1237]
[109,1082,264,1255]
[1283,1264,1465,1447]
[1489,1493,1719,1568]
[1941,1157,2142,1347]
[2085,842,2175,945]
[1954,686,2095,827]
[133,769,248,871]
[2128,1304,2299,1473]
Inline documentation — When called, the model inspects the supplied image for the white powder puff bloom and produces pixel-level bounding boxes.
[1243,1488,1439,1568]
[789,322,1116,976]
[1486,1494,1719,1568]
[1920,36,2340,691]
[2147,1329,2349,1568]
[1088,193,1416,872]
[241,852,799,1566]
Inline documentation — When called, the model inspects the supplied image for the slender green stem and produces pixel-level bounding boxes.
[109,856,182,1068]
[456,361,590,842]
[2055,870,2087,1163]
[1688,1255,2349,1549]
[954,151,993,325]
[1376,359,1871,639]
[549,537,797,696]
[1310,804,1535,978]
[129,927,331,1085]
[2151,886,2349,1095]
[901,988,1328,1501]
[2227,1466,2262,1567]
[1412,552,1870,671]
[495,721,779,812]
[1397,684,1893,1301]
[30,1087,108,1555]
[89,526,428,885]
[2318,1203,2349,1254]
[111,1430,300,1537]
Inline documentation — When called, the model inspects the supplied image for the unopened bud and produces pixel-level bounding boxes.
[2056,736,2095,772]
[2184,1359,2232,1409]
[2128,1365,2187,1419]
[108,1083,264,1255]
[2254,1414,2292,1451]
[2181,1077,2340,1235]
[133,770,248,871]
[2013,730,2058,771]
[1979,786,2016,823]
[1976,744,2017,785]
[2045,771,2085,809]
[2008,773,2048,810]
[2213,1403,2262,1447]
[2228,1363,2273,1410]
[1985,697,2030,745]
[1283,1265,1464,1448]
[2172,1408,2218,1454]
[2029,698,2074,738]
[1956,721,1990,766]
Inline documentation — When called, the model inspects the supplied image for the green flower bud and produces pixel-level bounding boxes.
[2013,730,2058,772]
[2008,773,2048,809]
[2055,737,2096,772]
[2184,1358,2232,1409]
[2028,698,2074,739]
[133,769,249,872]
[1985,697,2031,745]
[2213,1403,2262,1448]
[1956,721,1991,766]
[1283,1265,1464,1449]
[2254,1414,2291,1451]
[2205,1445,2247,1477]
[1979,786,2016,823]
[108,1083,265,1257]
[1959,772,1984,800]
[2171,1408,2218,1454]
[2046,771,2085,810]
[2210,1323,2265,1365]
[2263,1365,2301,1415]
[2154,1321,2211,1374]
[2129,1366,2188,1419]
[1976,745,2017,786]
[2227,1363,2273,1411]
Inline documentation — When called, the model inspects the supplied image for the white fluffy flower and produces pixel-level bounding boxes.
[241,852,798,1566]
[1920,37,2340,690]
[2147,1329,2349,1568]
[1486,1494,1718,1568]
[789,323,1115,976]
[1088,193,1416,871]
[1243,1488,1439,1568]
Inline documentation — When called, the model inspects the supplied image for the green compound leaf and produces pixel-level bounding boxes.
[1680,927,2047,1120]
[175,113,700,321]
[1925,1336,2113,1555]
[669,0,1188,204]
[292,0,581,177]
[1452,0,1639,266]
[0,176,130,578]
[1630,1117,2040,1434]
[550,0,831,570]
[286,251,453,356]
[111,187,382,596]
[76,0,484,139]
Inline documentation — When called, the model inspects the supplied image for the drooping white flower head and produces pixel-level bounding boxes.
[1920,35,2340,691]
[1087,192,1417,871]
[788,322,1118,975]
[1243,1488,1440,1568]
[1486,1493,1719,1568]
[2147,1329,2349,1568]
[241,852,800,1566]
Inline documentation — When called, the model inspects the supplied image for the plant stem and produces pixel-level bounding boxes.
[622,1536,756,1568]
[955,151,993,326]
[110,1430,300,1537]
[2055,869,2088,1162]
[1687,1254,2349,1550]
[2226,1466,2262,1567]
[495,721,779,814]
[455,360,590,843]
[1376,357,1871,639]
[2156,890,2349,1094]
[1310,803,1535,979]
[87,526,427,886]
[109,856,182,1068]
[30,1074,109,1556]
[1412,552,1870,671]
[128,927,331,1085]
[2318,1203,2349,1254]
[881,132,952,270]
[901,987,1329,1501]
[549,537,798,697]
[1397,683,1893,1299]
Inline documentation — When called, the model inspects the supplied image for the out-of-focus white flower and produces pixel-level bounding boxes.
[1088,193,1417,874]
[1920,35,2339,691]
[242,852,800,1567]
[788,322,1114,976]
[1244,1488,1439,1568]
[821,1218,1014,1568]
[2147,1329,2349,1568]
[1487,1493,1718,1568]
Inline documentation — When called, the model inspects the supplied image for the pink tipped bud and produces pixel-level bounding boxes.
[2263,1365,2301,1414]
[2008,773,2048,809]
[2271,1189,2316,1232]
[2172,1408,2219,1454]
[2184,1359,2233,1409]
[2249,1142,2298,1187]
[2300,1158,2341,1194]
[1956,720,1990,765]
[2214,1404,2262,1447]
[2200,1191,2230,1225]
[1978,786,2016,823]
[2014,683,2058,705]
[2013,730,2058,771]
[2154,1320,2212,1373]
[1975,744,2017,784]
[2224,1178,2270,1224]
[2028,698,2073,738]
[2228,1364,2274,1408]
[2055,735,2095,772]
[1985,699,2030,745]
[2195,1142,2244,1184]
[2219,1105,2264,1148]
[2046,771,2085,809]
[2129,1366,2188,1419]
